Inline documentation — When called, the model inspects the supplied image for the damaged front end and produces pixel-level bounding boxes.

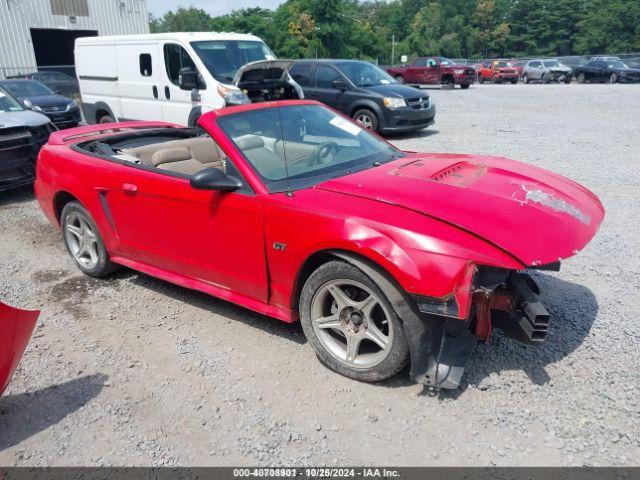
[0,301,39,395]
[409,265,554,390]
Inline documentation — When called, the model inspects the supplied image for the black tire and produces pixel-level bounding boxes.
[577,72,586,84]
[609,73,618,84]
[352,109,379,133]
[441,76,454,88]
[460,83,470,89]
[299,260,409,383]
[564,76,572,84]
[510,78,518,84]
[478,75,484,84]
[522,74,529,84]
[98,114,115,124]
[61,201,117,278]
[394,75,404,84]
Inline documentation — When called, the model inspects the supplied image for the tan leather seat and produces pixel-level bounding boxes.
[121,137,225,175]
[236,136,286,180]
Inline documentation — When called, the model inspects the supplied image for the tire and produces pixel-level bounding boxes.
[478,75,484,84]
[610,73,618,84]
[98,114,115,124]
[577,72,586,84]
[522,74,529,84]
[510,78,518,84]
[394,75,404,84]
[352,109,379,132]
[564,76,572,84]
[441,76,454,88]
[299,260,409,382]
[542,73,551,84]
[61,201,117,278]
[460,83,470,89]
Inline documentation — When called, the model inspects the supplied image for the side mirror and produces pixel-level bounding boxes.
[179,67,199,91]
[190,167,242,192]
[332,79,347,90]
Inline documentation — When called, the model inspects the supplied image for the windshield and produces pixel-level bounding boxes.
[606,60,628,69]
[337,62,396,87]
[543,60,562,67]
[439,58,455,66]
[0,86,24,112]
[191,40,276,84]
[218,104,405,193]
[494,61,512,68]
[2,80,53,97]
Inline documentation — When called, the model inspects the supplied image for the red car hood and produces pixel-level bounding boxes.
[315,153,604,266]
[0,301,39,395]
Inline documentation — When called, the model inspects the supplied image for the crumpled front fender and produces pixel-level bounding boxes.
[0,301,39,395]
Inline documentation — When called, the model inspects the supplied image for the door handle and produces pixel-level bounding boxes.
[152,85,158,99]
[164,86,171,100]
[122,183,138,193]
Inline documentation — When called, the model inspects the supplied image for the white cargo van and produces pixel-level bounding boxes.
[75,32,277,126]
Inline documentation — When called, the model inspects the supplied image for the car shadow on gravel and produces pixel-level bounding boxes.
[0,185,35,207]
[438,273,598,399]
[0,373,107,450]
[127,271,307,345]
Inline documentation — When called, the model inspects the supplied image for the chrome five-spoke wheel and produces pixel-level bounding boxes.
[310,279,393,369]
[65,211,99,269]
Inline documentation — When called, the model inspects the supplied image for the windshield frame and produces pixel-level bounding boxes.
[0,86,25,112]
[215,103,405,194]
[190,40,277,84]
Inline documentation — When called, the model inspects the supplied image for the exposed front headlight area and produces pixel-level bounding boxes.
[218,84,250,106]
[383,97,407,109]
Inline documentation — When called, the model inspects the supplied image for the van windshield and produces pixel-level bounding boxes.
[191,40,276,84]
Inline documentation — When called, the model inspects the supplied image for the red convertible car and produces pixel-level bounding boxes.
[34,100,604,389]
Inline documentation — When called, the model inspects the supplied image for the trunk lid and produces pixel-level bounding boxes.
[316,154,604,266]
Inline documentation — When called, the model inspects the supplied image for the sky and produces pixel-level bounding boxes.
[147,0,286,17]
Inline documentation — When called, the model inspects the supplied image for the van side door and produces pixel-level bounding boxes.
[116,42,164,121]
[159,42,201,126]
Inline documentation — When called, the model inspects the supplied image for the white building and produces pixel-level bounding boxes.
[0,0,150,79]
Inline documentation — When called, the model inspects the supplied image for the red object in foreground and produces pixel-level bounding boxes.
[0,301,39,395]
[33,100,604,389]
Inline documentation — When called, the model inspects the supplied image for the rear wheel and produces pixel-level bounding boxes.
[394,75,404,84]
[98,114,115,124]
[609,73,618,84]
[522,73,529,84]
[577,72,586,84]
[441,76,454,88]
[61,202,116,278]
[299,260,409,382]
[352,109,379,133]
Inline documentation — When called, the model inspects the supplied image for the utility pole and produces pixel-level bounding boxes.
[391,34,395,66]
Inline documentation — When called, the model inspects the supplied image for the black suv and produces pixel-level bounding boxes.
[290,60,435,135]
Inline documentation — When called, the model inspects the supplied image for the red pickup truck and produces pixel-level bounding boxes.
[387,57,475,89]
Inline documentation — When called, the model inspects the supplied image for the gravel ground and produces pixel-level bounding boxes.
[0,83,638,467]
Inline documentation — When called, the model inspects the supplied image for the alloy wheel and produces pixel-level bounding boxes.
[310,279,393,369]
[355,113,373,130]
[65,212,100,269]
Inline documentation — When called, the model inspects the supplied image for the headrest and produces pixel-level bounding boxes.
[236,135,264,151]
[151,147,192,166]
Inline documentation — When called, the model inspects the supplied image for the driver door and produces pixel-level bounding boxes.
[160,42,199,125]
[104,154,268,301]
[306,64,346,110]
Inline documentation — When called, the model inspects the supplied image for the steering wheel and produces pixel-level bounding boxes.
[308,141,338,166]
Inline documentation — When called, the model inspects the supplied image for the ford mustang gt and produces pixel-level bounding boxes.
[34,100,604,389]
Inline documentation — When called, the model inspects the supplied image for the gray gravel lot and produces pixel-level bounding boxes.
[0,83,638,467]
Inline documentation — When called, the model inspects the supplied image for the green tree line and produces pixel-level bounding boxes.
[150,0,640,63]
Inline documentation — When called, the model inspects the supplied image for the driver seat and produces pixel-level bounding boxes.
[236,136,286,180]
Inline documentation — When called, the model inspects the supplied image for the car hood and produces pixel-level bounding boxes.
[1,301,39,395]
[0,110,51,128]
[548,66,572,73]
[17,94,73,108]
[234,60,295,86]
[315,153,604,266]
[362,84,427,99]
[615,67,640,75]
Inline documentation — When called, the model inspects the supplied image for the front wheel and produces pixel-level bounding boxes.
[61,201,117,278]
[299,261,409,382]
[522,74,529,84]
[460,83,470,89]
[352,109,379,132]
[510,78,518,84]
[577,72,586,84]
[609,73,618,84]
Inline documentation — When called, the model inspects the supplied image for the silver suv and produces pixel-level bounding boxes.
[0,85,55,191]
[523,59,573,84]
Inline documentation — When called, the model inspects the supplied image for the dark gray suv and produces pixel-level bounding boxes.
[290,60,435,135]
